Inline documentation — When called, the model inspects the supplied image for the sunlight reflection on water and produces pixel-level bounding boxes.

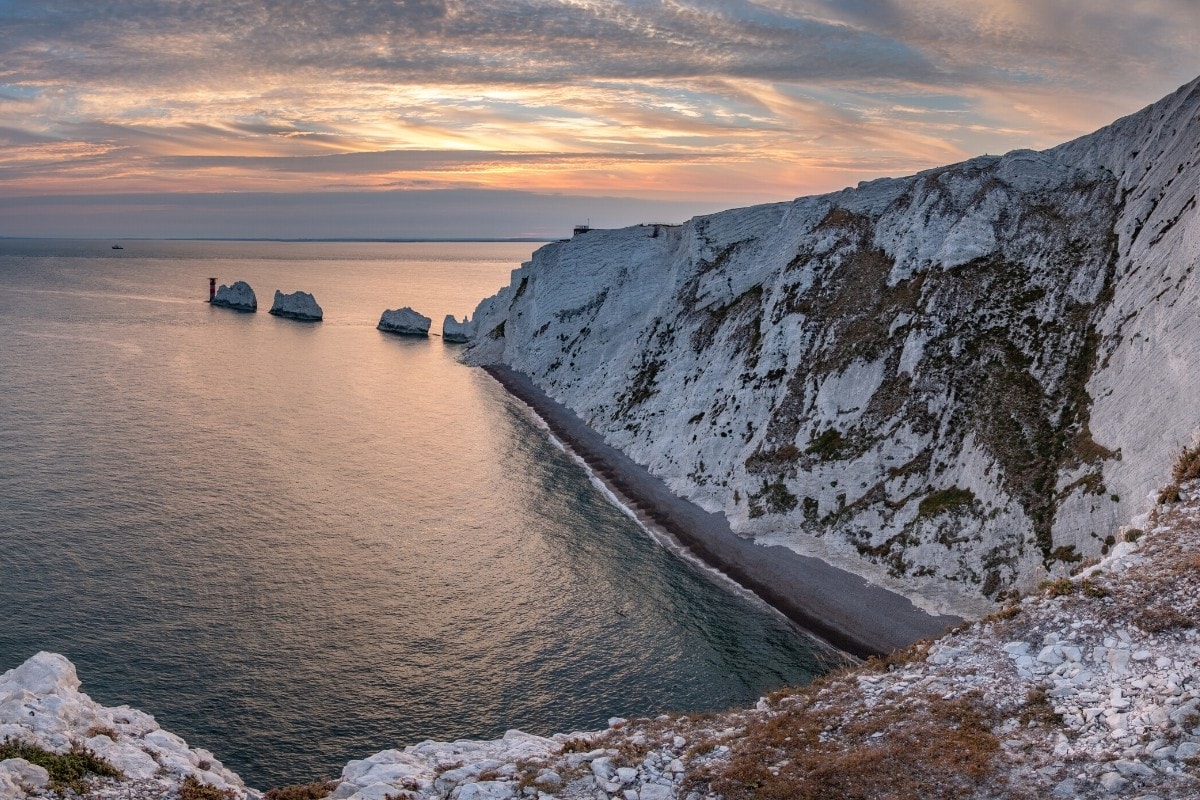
[0,240,832,787]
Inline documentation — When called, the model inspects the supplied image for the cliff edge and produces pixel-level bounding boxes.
[462,76,1200,617]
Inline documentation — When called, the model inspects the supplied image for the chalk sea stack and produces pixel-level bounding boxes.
[210,281,257,312]
[269,289,323,321]
[378,307,432,336]
[442,315,471,343]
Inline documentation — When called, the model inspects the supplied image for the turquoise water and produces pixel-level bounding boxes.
[0,239,832,788]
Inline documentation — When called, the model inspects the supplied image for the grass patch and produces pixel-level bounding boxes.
[805,428,844,461]
[917,487,976,518]
[0,738,122,794]
[1042,578,1075,597]
[745,443,801,472]
[1173,443,1200,483]
[1049,545,1083,564]
[983,604,1022,623]
[1158,483,1181,504]
[178,775,238,800]
[1138,605,1195,633]
[704,691,999,800]
[748,479,799,517]
[84,724,118,740]
[1018,687,1062,728]
[1039,577,1107,599]
[862,639,932,673]
[263,780,339,800]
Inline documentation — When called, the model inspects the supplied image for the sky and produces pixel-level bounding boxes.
[0,0,1198,239]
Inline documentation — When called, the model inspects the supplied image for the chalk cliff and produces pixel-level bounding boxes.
[464,77,1200,616]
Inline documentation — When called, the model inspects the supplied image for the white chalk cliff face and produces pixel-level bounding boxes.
[464,77,1200,617]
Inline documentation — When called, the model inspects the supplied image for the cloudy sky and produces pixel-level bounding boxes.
[1,0,1197,238]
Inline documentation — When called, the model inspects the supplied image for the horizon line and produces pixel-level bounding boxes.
[0,236,560,243]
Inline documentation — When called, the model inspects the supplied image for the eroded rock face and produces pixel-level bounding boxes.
[269,290,323,321]
[211,281,257,312]
[0,652,252,799]
[378,307,431,336]
[442,315,470,343]
[463,77,1200,615]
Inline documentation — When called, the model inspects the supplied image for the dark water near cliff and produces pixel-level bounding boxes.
[0,239,831,788]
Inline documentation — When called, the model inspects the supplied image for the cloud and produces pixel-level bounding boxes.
[0,0,1196,234]
[0,1,938,88]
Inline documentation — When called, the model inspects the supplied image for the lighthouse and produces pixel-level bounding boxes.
[209,277,216,302]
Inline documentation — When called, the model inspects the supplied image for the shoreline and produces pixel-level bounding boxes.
[483,364,961,659]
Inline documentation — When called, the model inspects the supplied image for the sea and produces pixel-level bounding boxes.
[0,239,832,788]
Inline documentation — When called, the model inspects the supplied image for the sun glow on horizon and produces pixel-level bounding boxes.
[0,0,1196,234]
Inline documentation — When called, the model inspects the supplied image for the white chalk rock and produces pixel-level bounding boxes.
[442,315,471,343]
[211,281,257,311]
[0,651,79,698]
[0,653,253,798]
[269,289,323,321]
[0,770,21,799]
[377,307,431,336]
[0,758,50,792]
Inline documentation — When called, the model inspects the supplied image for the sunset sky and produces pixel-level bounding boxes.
[1,0,1198,239]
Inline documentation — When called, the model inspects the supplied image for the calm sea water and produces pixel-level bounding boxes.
[0,239,832,788]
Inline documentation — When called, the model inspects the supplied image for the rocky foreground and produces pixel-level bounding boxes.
[4,479,1200,799]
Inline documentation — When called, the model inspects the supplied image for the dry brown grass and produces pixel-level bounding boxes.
[1137,606,1194,633]
[178,775,237,800]
[983,604,1022,623]
[1018,687,1062,728]
[862,639,933,673]
[558,736,594,753]
[84,724,119,740]
[1173,444,1200,483]
[1042,578,1075,597]
[701,689,1000,800]
[1158,483,1182,504]
[263,780,339,800]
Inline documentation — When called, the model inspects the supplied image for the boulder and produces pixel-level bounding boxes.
[442,315,471,343]
[377,307,431,336]
[269,290,323,321]
[210,281,257,312]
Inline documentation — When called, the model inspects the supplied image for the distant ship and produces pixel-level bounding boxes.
[111,244,123,250]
